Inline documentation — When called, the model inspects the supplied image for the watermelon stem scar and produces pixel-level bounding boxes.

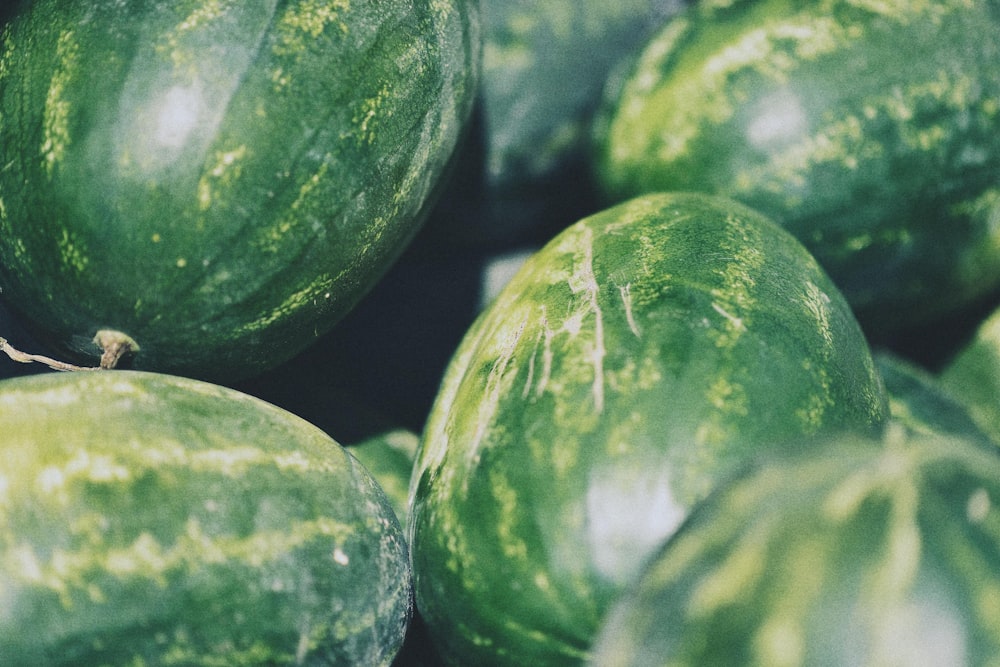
[93,329,139,369]
[1,329,138,371]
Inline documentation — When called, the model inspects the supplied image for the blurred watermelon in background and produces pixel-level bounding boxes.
[424,0,686,250]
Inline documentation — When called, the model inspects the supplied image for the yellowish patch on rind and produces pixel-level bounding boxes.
[158,0,230,73]
[237,274,335,334]
[6,515,354,609]
[41,30,79,177]
[273,0,350,58]
[349,84,391,148]
[57,228,89,274]
[490,468,528,561]
[197,145,248,211]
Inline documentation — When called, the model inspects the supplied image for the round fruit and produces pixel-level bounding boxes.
[594,0,1000,335]
[589,433,1000,665]
[409,192,888,665]
[0,370,411,665]
[0,0,479,380]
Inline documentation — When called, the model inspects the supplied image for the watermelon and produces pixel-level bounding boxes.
[593,0,1000,336]
[426,0,685,248]
[0,370,411,665]
[588,432,1000,665]
[408,192,888,665]
[0,0,479,381]
[875,351,996,447]
[940,304,1000,444]
[348,429,420,526]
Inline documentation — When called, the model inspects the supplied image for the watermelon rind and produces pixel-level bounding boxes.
[409,192,888,665]
[0,0,480,381]
[588,433,1000,665]
[0,370,412,665]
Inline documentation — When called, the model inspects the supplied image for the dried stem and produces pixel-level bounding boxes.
[0,337,99,372]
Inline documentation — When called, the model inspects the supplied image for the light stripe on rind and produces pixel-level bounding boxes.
[0,371,411,666]
[590,436,1000,665]
[596,0,1000,332]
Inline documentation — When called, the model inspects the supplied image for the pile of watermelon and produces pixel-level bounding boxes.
[2,1,1000,665]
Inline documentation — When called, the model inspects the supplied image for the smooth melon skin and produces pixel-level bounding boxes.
[0,0,479,381]
[588,434,1000,666]
[940,304,1000,446]
[0,370,412,666]
[408,193,888,666]
[593,0,1000,336]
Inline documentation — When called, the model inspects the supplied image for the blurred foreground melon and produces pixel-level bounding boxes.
[590,433,1000,665]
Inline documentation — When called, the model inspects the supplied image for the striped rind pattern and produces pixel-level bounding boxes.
[409,192,888,665]
[0,370,411,665]
[876,351,997,447]
[940,304,1000,444]
[589,435,1000,665]
[0,0,480,380]
[594,0,1000,333]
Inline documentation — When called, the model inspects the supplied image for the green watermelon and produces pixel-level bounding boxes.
[348,429,420,526]
[426,0,685,248]
[408,192,888,665]
[589,432,1000,665]
[0,370,411,665]
[0,0,479,381]
[940,304,1000,444]
[478,0,679,188]
[876,351,996,447]
[593,0,1000,336]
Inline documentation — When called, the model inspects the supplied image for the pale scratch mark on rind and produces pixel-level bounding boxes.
[522,306,555,400]
[469,315,528,464]
[523,335,538,400]
[568,227,606,413]
[712,301,745,332]
[619,283,642,338]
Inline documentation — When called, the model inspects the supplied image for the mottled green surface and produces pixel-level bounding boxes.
[409,193,888,665]
[594,0,1000,334]
[0,0,479,380]
[876,351,996,447]
[589,434,1000,666]
[348,429,420,526]
[0,370,411,665]
[941,305,1000,445]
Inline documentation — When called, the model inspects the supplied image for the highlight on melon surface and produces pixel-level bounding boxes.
[589,432,1000,666]
[408,192,889,665]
